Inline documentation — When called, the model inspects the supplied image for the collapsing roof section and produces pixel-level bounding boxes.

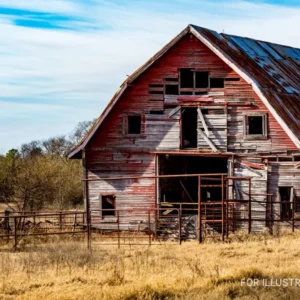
[69,24,300,158]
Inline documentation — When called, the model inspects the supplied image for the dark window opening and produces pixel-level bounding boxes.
[165,84,179,95]
[149,90,163,95]
[182,107,197,148]
[225,78,240,82]
[149,84,163,88]
[165,78,178,82]
[210,78,225,88]
[128,115,141,134]
[279,187,293,219]
[150,110,164,115]
[195,92,208,95]
[195,72,209,88]
[102,195,116,216]
[294,156,300,161]
[248,116,263,135]
[180,91,193,95]
[180,68,194,88]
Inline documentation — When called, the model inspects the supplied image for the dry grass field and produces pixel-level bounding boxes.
[1,230,300,299]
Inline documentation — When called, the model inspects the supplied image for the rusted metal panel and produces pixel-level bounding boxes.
[190,25,300,146]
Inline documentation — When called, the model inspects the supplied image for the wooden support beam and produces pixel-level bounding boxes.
[178,179,194,202]
[168,106,181,118]
[197,107,209,136]
[197,128,218,152]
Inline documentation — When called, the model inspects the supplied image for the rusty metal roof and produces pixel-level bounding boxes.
[69,25,300,158]
[190,25,300,146]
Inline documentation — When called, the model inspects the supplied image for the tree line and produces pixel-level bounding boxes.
[0,120,95,211]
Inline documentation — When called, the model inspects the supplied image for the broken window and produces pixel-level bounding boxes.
[244,114,267,139]
[210,78,225,88]
[128,115,141,134]
[165,84,179,95]
[101,195,116,217]
[195,72,209,88]
[279,187,293,220]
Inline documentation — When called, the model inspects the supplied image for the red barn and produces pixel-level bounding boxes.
[69,25,300,238]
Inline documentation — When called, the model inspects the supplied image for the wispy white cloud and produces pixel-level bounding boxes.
[0,0,300,153]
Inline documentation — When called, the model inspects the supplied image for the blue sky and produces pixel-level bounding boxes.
[0,0,300,153]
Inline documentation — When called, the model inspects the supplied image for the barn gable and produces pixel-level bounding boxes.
[69,24,300,158]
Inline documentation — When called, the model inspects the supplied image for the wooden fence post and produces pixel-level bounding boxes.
[148,211,151,247]
[222,175,225,242]
[117,211,120,249]
[198,176,202,243]
[248,178,252,234]
[179,205,182,245]
[292,200,295,233]
[14,216,17,248]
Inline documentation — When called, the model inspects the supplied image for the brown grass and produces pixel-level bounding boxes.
[1,230,300,299]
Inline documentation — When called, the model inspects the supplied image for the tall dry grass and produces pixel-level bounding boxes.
[1,230,300,299]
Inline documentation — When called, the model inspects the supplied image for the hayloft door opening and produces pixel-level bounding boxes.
[182,108,197,149]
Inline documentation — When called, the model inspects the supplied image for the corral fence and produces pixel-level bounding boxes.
[0,201,299,249]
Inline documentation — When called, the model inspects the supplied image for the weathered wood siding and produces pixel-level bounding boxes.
[85,33,298,225]
[234,159,268,231]
[268,162,300,223]
[89,34,296,154]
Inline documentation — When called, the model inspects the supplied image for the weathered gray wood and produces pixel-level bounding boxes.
[197,128,218,152]
[197,108,209,137]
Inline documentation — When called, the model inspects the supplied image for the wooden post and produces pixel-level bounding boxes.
[72,212,77,236]
[148,211,151,247]
[270,195,273,235]
[14,216,17,248]
[117,211,120,249]
[83,149,91,250]
[59,211,63,232]
[226,178,229,238]
[198,176,202,243]
[221,175,225,242]
[179,204,182,245]
[248,178,251,234]
[292,199,295,233]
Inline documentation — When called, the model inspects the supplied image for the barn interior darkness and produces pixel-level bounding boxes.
[159,155,228,211]
[182,108,198,148]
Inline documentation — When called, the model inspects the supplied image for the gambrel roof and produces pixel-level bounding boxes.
[69,24,300,158]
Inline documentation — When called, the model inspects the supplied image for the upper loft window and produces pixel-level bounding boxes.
[244,113,267,139]
[180,69,209,89]
[210,78,225,88]
[195,72,209,88]
[128,115,141,134]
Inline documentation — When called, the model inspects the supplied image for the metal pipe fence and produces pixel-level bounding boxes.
[0,200,299,249]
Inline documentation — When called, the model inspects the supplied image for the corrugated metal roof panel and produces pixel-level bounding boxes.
[191,25,300,142]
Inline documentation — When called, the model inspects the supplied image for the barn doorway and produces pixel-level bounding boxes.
[182,108,198,149]
[158,155,228,210]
